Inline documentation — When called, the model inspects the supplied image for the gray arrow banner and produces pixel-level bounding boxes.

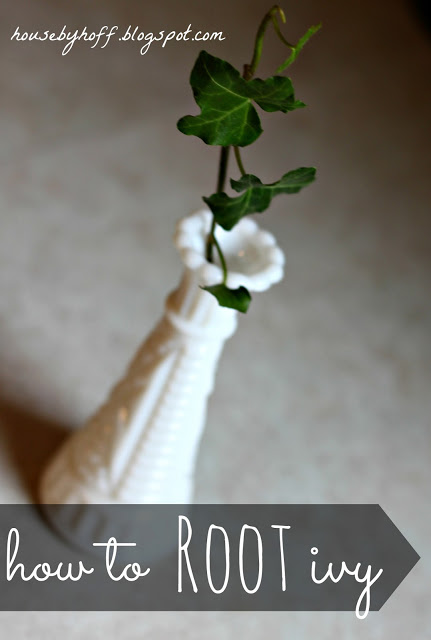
[0,504,419,616]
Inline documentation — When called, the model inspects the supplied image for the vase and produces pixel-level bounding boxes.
[39,209,284,506]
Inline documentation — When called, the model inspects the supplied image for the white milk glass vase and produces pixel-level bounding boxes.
[39,209,284,505]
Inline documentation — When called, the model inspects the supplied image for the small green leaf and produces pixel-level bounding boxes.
[247,76,305,113]
[203,167,316,230]
[177,51,304,147]
[201,284,252,313]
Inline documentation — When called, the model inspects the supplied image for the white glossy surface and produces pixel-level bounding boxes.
[175,210,285,290]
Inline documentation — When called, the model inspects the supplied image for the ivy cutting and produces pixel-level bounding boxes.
[177,5,320,312]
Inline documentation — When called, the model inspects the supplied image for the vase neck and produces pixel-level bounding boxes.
[165,268,238,342]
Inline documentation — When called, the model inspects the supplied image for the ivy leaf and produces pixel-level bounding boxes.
[201,284,251,313]
[177,51,304,147]
[203,167,316,230]
[247,76,305,113]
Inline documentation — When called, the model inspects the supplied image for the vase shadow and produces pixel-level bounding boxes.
[0,397,70,502]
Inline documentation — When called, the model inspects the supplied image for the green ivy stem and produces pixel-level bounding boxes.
[276,23,322,73]
[206,6,269,265]
[234,147,247,176]
[206,145,230,263]
[213,147,229,283]
[205,4,293,270]
[244,5,288,80]
[212,232,228,285]
[216,144,230,193]
[270,12,294,49]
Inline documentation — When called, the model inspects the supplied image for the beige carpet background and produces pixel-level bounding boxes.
[0,0,429,637]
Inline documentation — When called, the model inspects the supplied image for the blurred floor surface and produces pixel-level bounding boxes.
[0,0,430,638]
